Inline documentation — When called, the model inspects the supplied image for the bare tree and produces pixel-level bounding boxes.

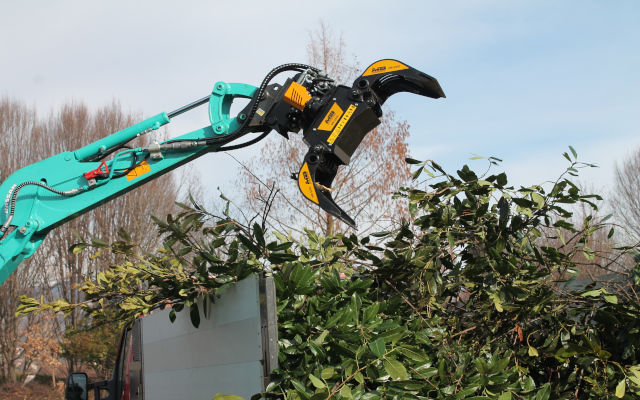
[541,182,636,283]
[239,23,412,236]
[20,313,63,387]
[0,98,51,382]
[612,147,640,241]
[39,101,187,372]
[0,97,196,377]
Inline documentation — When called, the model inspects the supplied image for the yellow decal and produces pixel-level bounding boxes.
[362,60,409,76]
[126,160,151,181]
[298,162,318,204]
[317,102,343,131]
[327,104,357,144]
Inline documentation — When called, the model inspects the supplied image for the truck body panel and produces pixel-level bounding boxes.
[141,274,273,399]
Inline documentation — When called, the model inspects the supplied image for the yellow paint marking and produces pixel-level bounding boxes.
[362,60,409,76]
[298,162,318,204]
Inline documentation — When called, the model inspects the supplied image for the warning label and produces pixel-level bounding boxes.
[126,160,151,181]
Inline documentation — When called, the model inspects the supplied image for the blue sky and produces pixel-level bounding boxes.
[2,1,639,200]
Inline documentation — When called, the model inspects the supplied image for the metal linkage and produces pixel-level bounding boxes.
[167,96,210,119]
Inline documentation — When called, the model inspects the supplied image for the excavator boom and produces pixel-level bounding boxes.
[0,60,444,285]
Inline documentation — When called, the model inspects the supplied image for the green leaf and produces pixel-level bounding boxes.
[369,338,386,358]
[339,385,353,399]
[530,192,545,208]
[252,222,265,248]
[89,249,103,260]
[370,231,390,238]
[117,227,132,242]
[308,374,325,389]
[91,238,109,248]
[604,294,618,304]
[523,376,536,391]
[569,145,577,158]
[528,346,539,357]
[212,394,244,400]
[69,243,87,254]
[321,367,335,380]
[581,289,603,297]
[398,347,428,362]
[291,379,311,399]
[237,234,260,256]
[189,303,200,328]
[489,292,504,312]
[498,392,512,400]
[363,303,380,323]
[70,228,84,242]
[383,358,409,380]
[313,330,329,346]
[629,365,640,386]
[615,379,625,398]
[412,166,424,180]
[405,157,422,165]
[496,172,508,186]
[534,383,551,400]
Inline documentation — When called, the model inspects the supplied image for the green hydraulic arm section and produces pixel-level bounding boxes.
[0,82,257,285]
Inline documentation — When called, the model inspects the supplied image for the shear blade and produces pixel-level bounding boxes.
[296,152,356,229]
[359,59,446,104]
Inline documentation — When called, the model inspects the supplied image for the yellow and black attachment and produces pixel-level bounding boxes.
[238,59,444,229]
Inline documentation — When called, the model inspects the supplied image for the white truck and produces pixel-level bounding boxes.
[65,274,278,400]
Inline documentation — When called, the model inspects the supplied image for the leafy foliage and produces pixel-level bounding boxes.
[60,317,121,380]
[19,152,640,399]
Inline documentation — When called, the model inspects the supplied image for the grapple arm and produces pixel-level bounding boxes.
[266,59,445,228]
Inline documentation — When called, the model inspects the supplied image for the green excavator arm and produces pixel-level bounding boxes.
[0,60,444,285]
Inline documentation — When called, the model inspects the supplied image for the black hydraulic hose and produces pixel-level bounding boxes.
[216,130,270,152]
[87,145,133,162]
[233,63,320,136]
[162,63,320,149]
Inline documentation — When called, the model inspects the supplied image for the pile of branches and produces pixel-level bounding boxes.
[20,152,640,399]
